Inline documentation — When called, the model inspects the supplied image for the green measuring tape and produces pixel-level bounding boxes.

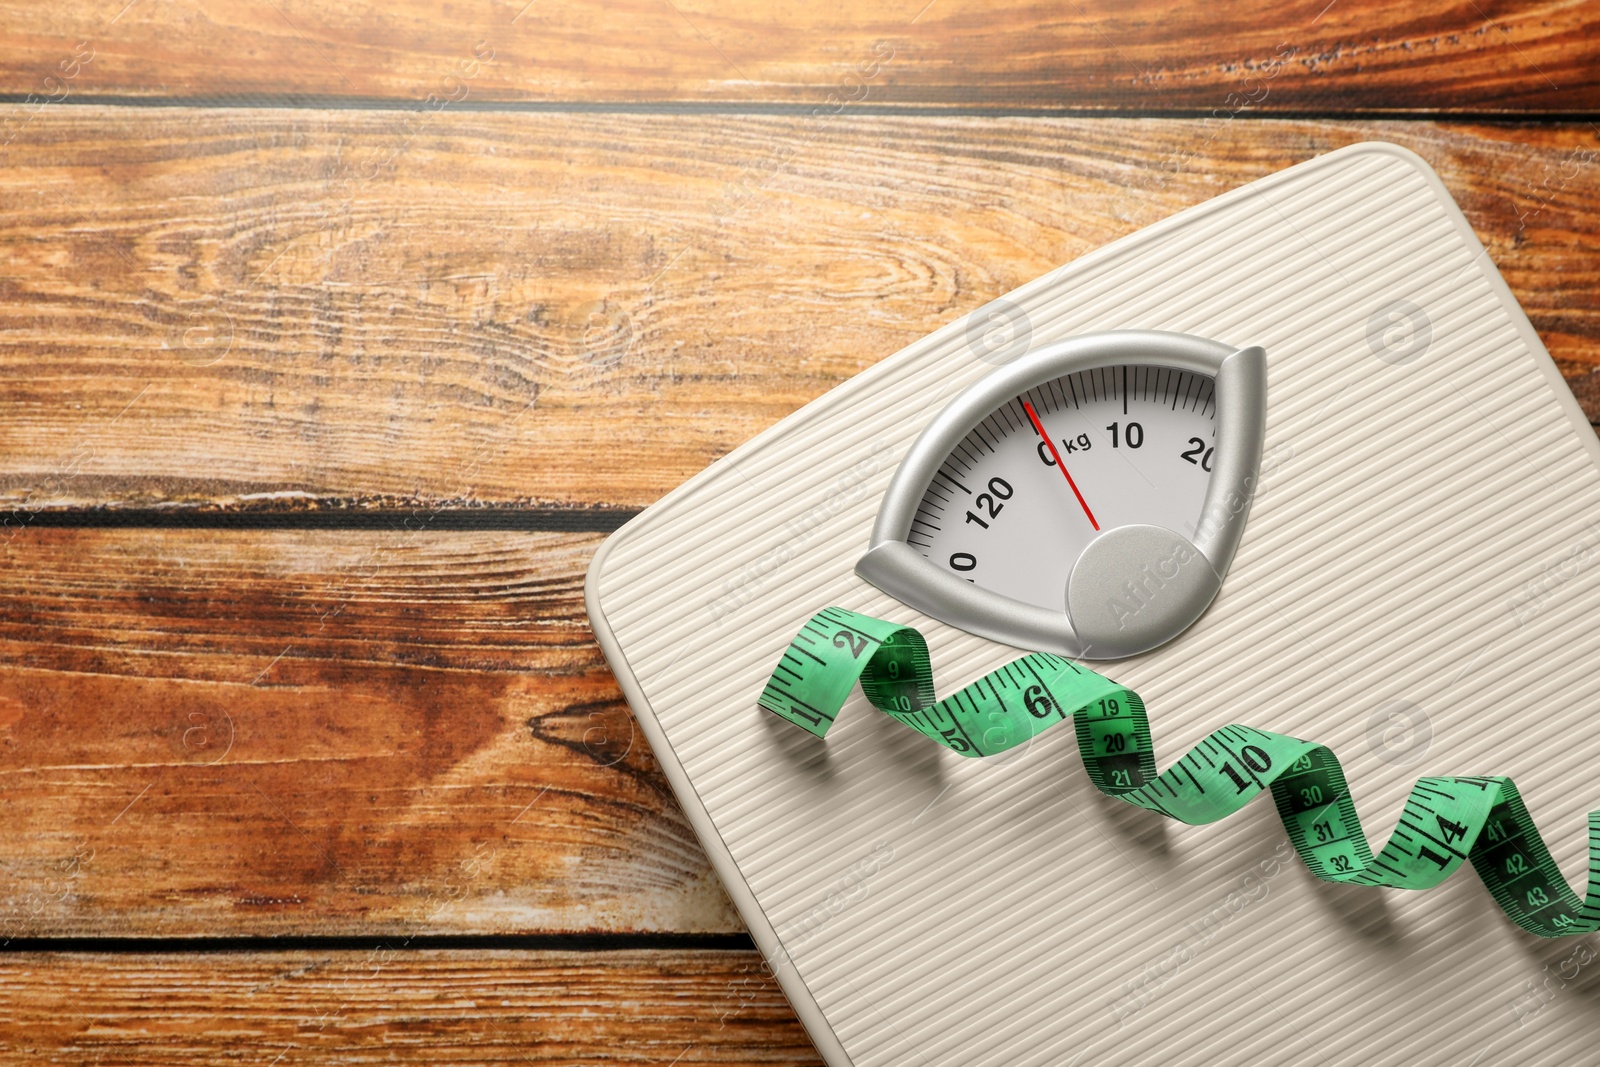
[760,606,1600,938]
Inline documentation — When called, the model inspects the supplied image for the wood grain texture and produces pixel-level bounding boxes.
[0,526,742,937]
[0,9,1592,1063]
[0,949,820,1064]
[0,111,1596,514]
[0,0,1597,110]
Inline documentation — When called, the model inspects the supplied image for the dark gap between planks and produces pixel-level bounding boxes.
[0,933,757,954]
[6,507,642,532]
[1,94,1598,122]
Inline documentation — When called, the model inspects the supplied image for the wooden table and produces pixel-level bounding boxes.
[0,1,1595,1061]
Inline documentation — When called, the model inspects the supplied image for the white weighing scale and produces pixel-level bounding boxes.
[586,142,1600,1067]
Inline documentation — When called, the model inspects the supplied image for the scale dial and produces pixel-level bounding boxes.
[910,366,1216,612]
[856,331,1266,659]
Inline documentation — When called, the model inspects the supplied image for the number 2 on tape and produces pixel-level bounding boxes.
[759,607,1600,938]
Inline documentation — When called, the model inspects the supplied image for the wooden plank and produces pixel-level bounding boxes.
[0,526,743,937]
[0,112,1596,514]
[0,949,821,1064]
[0,0,1597,110]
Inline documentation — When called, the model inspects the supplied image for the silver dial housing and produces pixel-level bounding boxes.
[855,330,1267,659]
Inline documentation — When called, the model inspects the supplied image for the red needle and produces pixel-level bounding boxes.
[1023,400,1099,531]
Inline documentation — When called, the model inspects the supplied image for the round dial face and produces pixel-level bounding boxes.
[910,365,1217,611]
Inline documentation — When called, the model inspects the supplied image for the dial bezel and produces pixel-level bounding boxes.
[855,330,1266,659]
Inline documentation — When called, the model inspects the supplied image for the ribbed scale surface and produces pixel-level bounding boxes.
[590,143,1600,1066]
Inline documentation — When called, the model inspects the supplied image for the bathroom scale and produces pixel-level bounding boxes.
[585,142,1600,1067]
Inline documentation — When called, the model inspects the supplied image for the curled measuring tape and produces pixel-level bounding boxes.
[759,606,1600,938]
